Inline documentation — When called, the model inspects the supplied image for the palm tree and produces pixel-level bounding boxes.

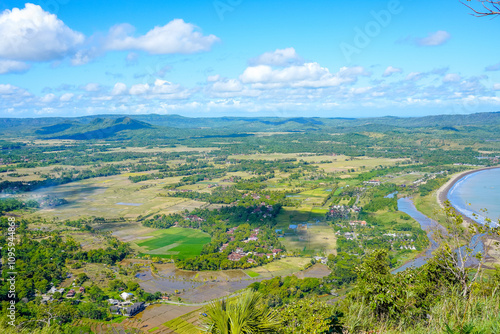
[203,291,280,333]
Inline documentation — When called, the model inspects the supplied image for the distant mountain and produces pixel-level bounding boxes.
[46,117,153,140]
[0,111,499,139]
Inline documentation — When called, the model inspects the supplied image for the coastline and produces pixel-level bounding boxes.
[435,165,500,266]
[436,166,500,213]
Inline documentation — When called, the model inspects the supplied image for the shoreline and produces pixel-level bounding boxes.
[435,165,500,266]
[436,165,500,214]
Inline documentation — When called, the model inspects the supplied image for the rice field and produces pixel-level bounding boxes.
[134,228,211,259]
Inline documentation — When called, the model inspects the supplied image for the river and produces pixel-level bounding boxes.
[392,198,445,273]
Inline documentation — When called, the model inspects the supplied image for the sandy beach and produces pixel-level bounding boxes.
[436,166,500,266]
[436,166,500,210]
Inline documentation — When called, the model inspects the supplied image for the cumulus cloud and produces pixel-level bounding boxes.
[129,83,150,95]
[83,83,100,92]
[111,82,127,95]
[240,63,370,88]
[211,78,243,92]
[383,66,402,77]
[106,19,220,54]
[443,73,461,83]
[60,93,74,101]
[494,83,500,91]
[40,93,56,103]
[250,47,303,67]
[0,59,30,74]
[406,72,424,81]
[415,30,451,47]
[0,84,23,95]
[0,4,84,61]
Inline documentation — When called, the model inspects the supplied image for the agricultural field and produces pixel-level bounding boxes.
[245,257,312,278]
[25,173,208,220]
[134,228,211,259]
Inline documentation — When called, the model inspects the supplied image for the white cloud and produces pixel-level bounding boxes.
[106,19,219,54]
[207,74,220,82]
[71,47,100,66]
[152,79,180,94]
[406,72,424,81]
[83,83,100,92]
[40,93,56,103]
[494,83,500,91]
[0,4,84,61]
[383,66,402,77]
[240,63,369,88]
[250,47,303,67]
[111,82,127,95]
[129,83,150,95]
[60,93,74,101]
[212,79,243,92]
[443,73,461,83]
[0,59,30,74]
[0,84,20,94]
[415,30,451,47]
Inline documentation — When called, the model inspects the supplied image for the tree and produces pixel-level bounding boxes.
[433,201,500,297]
[278,298,343,334]
[202,291,280,333]
[462,0,500,16]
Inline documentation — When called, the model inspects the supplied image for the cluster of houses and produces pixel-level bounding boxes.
[226,247,283,263]
[242,193,272,201]
[108,292,145,317]
[383,233,417,250]
[328,205,361,219]
[41,285,85,303]
[185,214,206,222]
[364,180,381,186]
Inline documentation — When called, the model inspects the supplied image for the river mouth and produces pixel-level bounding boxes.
[393,197,484,273]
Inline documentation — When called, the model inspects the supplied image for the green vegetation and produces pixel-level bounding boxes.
[0,113,499,333]
[135,227,211,259]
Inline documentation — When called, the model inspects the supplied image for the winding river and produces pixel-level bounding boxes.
[393,168,500,273]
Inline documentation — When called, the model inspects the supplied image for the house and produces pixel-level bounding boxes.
[120,292,134,301]
[79,287,85,293]
[219,243,229,252]
[123,302,145,317]
[314,256,328,264]
[272,249,282,256]
[66,289,76,298]
[108,299,120,305]
[48,287,65,294]
[110,305,121,315]
[247,258,256,264]
[228,252,244,261]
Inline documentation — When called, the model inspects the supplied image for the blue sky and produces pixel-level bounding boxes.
[0,0,499,118]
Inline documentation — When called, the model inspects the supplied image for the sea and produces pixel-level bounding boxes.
[448,168,500,227]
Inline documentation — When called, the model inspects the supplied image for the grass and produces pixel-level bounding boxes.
[135,228,211,260]
[280,222,337,256]
[250,257,311,277]
[413,192,449,227]
[147,327,159,332]
[246,270,260,278]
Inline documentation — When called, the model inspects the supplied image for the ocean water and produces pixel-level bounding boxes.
[448,168,500,227]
